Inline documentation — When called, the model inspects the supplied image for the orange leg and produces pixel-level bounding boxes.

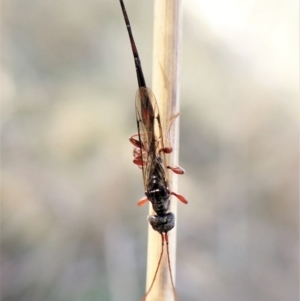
[170,191,188,204]
[137,196,148,206]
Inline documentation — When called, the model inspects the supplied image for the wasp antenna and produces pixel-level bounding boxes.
[165,233,178,301]
[140,233,165,301]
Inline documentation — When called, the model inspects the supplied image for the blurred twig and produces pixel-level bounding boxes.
[145,0,183,300]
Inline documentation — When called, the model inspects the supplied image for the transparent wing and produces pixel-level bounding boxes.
[135,87,169,190]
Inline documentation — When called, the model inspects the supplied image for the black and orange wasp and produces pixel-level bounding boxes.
[119,0,188,300]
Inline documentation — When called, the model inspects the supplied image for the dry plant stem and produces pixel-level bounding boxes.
[145,0,182,300]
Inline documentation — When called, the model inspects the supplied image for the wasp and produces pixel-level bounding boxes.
[119,1,187,299]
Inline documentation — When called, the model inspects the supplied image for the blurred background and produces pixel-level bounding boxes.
[1,0,298,300]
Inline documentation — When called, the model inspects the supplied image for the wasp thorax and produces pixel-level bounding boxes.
[146,177,170,216]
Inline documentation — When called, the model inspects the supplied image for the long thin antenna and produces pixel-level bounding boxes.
[141,234,165,301]
[165,233,178,301]
[145,0,183,300]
